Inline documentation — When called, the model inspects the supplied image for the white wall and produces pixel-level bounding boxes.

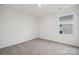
[39,5,79,47]
[0,5,37,49]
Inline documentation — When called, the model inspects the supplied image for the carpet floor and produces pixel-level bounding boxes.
[0,38,79,55]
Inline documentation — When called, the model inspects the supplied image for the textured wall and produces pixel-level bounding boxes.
[0,5,37,49]
[38,5,79,47]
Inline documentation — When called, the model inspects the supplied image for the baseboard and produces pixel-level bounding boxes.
[0,37,79,50]
[38,37,79,48]
[0,37,37,50]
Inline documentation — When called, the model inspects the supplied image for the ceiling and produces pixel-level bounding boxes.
[3,4,75,17]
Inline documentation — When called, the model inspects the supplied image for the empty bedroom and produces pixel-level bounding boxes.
[0,4,79,55]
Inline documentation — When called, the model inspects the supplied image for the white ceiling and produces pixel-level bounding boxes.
[4,4,75,17]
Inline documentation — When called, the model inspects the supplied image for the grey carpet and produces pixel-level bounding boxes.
[0,38,79,55]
